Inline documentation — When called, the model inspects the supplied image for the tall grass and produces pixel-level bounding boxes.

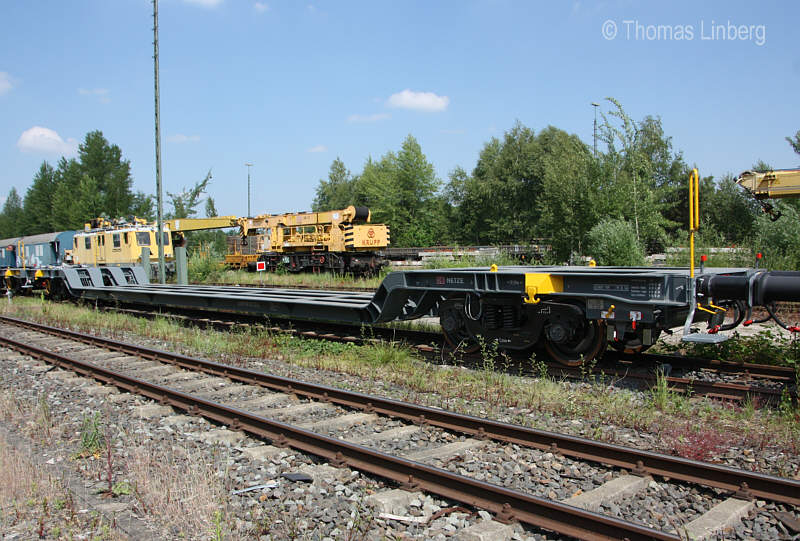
[187,251,225,283]
[209,268,389,289]
[422,252,525,269]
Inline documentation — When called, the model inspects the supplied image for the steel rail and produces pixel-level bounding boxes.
[2,315,798,507]
[637,352,796,380]
[0,331,676,541]
[556,362,787,403]
[92,304,788,404]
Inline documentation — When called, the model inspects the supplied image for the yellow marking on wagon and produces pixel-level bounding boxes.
[524,273,563,304]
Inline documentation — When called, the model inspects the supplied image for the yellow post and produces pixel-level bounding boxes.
[688,168,700,277]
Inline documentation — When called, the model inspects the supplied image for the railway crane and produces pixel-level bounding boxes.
[230,206,390,275]
[735,168,800,220]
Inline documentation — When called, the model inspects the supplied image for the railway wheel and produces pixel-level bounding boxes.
[543,319,607,367]
[439,300,480,354]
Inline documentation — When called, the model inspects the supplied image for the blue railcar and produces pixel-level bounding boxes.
[0,231,76,268]
[0,237,22,267]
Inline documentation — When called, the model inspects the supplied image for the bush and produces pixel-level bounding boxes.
[753,204,800,269]
[585,219,645,266]
[187,251,224,282]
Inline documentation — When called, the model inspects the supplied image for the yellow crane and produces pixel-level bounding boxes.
[735,168,800,220]
[230,206,390,274]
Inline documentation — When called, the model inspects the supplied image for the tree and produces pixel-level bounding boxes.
[534,126,598,261]
[312,158,356,211]
[23,162,57,234]
[787,130,800,157]
[597,98,674,252]
[703,175,759,243]
[0,188,24,238]
[130,191,155,221]
[446,123,544,245]
[74,175,105,222]
[78,131,133,218]
[49,158,82,230]
[167,170,212,219]
[751,159,773,173]
[313,137,444,246]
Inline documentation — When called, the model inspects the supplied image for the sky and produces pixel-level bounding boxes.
[1,0,798,218]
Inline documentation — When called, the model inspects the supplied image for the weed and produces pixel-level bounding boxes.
[663,421,728,461]
[530,352,549,381]
[36,393,52,441]
[77,412,105,458]
[649,368,676,411]
[211,509,225,541]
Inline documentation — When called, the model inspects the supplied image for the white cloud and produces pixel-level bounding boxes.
[254,2,269,13]
[167,134,201,144]
[387,89,449,112]
[17,127,78,156]
[183,0,223,7]
[347,112,391,123]
[0,72,13,95]
[307,145,327,153]
[78,87,110,104]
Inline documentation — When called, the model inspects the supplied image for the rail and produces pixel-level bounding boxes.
[2,314,797,507]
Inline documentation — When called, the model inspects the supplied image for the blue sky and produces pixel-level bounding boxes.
[1,1,798,217]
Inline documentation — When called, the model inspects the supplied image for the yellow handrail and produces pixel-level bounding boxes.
[689,168,700,277]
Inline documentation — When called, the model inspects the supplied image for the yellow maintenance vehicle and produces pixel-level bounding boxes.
[735,168,800,220]
[228,206,390,274]
[70,216,238,274]
[71,217,175,269]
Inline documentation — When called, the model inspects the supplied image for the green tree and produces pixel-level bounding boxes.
[534,126,597,261]
[74,175,105,222]
[50,157,84,230]
[0,188,24,238]
[312,158,356,211]
[23,162,57,234]
[786,130,800,157]
[704,175,759,243]
[167,170,212,219]
[597,98,674,252]
[130,191,155,221]
[78,131,133,218]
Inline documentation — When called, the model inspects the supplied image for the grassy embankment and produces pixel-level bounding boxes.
[2,296,798,467]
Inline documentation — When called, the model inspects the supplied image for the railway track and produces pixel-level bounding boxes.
[87,302,798,406]
[0,316,798,539]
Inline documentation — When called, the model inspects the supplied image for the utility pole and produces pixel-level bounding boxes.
[245,162,253,217]
[591,102,599,157]
[153,0,166,284]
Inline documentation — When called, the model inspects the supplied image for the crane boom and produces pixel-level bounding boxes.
[164,216,238,232]
[736,169,800,199]
[735,169,800,221]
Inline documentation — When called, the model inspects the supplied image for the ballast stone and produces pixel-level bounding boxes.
[367,488,423,515]
[455,519,515,541]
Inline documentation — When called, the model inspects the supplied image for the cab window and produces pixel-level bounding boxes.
[136,232,150,246]
[113,234,120,248]
[84,237,91,249]
[123,232,129,244]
